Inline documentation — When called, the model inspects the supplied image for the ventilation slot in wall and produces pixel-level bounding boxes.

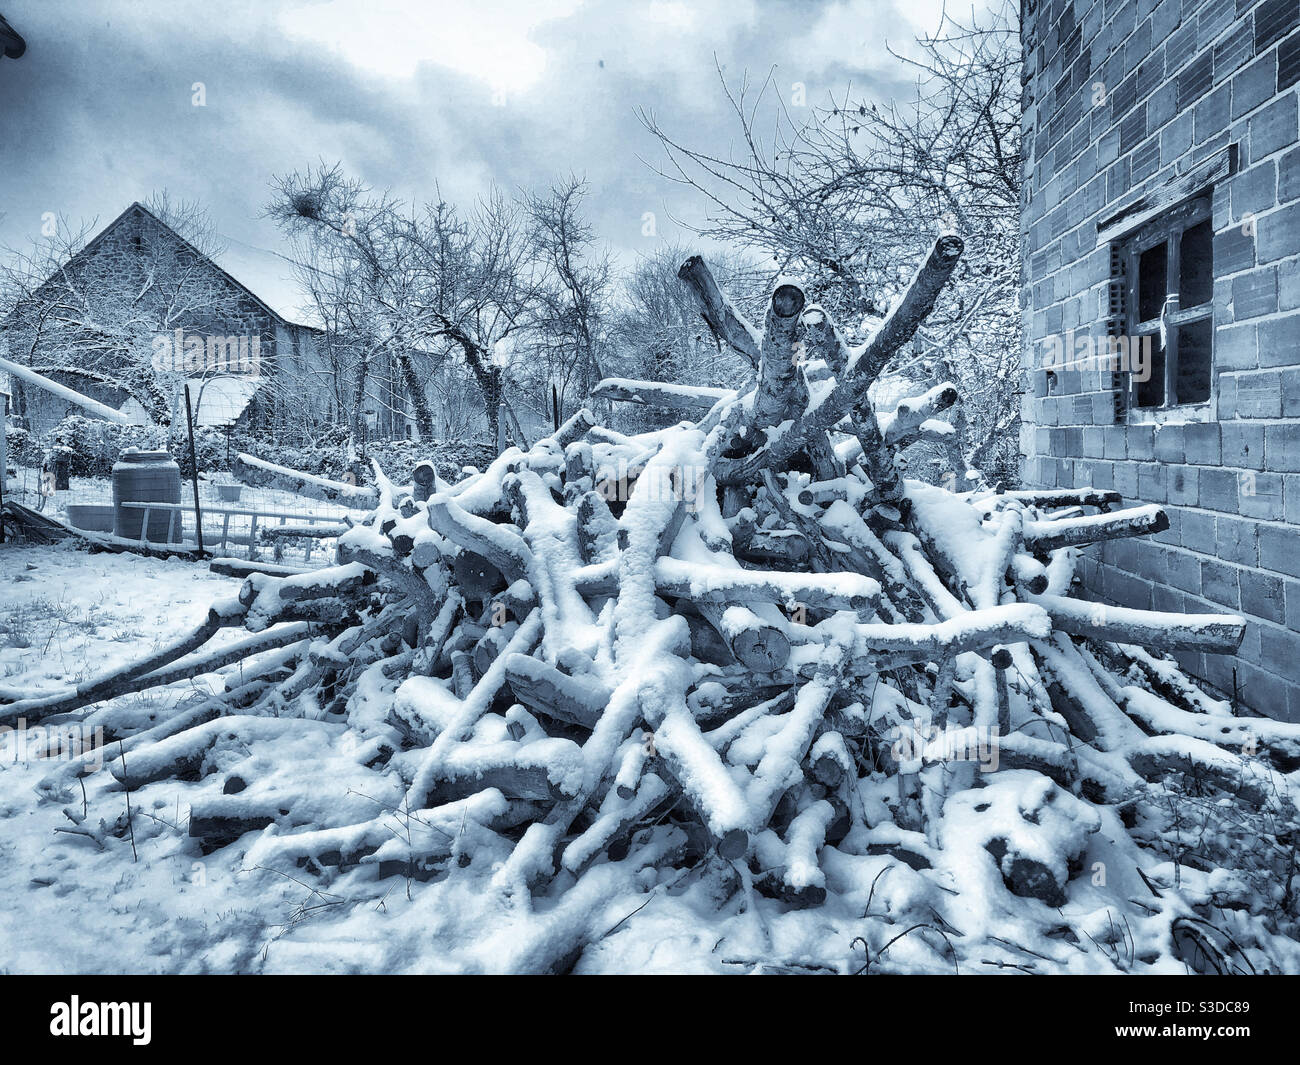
[1107,243,1128,423]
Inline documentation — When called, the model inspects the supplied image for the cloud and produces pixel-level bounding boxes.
[0,0,984,320]
[275,0,584,94]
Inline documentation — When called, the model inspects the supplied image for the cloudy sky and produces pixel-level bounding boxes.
[0,0,958,321]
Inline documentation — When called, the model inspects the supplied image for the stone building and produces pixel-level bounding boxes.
[1,202,336,439]
[1019,0,1300,718]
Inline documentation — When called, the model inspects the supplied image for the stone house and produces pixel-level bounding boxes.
[0,202,339,439]
[1019,0,1300,718]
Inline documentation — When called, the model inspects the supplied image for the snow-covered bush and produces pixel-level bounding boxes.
[3,424,41,470]
[242,434,496,487]
[40,416,232,478]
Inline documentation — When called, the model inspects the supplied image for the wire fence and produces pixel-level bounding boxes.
[5,464,371,569]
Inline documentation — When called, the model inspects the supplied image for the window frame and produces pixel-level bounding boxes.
[1121,194,1214,420]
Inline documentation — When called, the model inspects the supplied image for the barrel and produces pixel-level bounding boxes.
[112,448,182,543]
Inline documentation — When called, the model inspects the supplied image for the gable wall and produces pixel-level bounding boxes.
[6,207,285,436]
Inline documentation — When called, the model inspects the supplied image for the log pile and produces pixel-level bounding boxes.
[13,236,1300,974]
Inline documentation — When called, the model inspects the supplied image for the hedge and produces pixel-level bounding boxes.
[7,416,495,487]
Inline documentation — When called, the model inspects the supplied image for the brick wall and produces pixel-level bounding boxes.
[1020,0,1300,719]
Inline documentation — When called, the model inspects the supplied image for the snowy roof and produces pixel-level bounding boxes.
[186,377,261,427]
[7,202,320,336]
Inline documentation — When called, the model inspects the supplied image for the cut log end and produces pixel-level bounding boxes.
[731,626,792,674]
[771,284,805,319]
[452,552,504,600]
[676,254,703,281]
[717,828,749,860]
[934,233,965,261]
[1023,573,1049,595]
[812,753,845,789]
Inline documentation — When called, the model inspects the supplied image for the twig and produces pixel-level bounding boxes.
[119,742,137,862]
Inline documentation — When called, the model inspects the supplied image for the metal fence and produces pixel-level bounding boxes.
[5,464,370,568]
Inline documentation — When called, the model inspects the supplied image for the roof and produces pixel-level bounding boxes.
[0,14,24,59]
[185,376,261,428]
[6,202,318,334]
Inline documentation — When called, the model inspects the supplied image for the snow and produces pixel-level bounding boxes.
[784,801,835,891]
[936,771,1102,941]
[1033,634,1145,751]
[186,377,260,428]
[746,641,847,823]
[654,699,750,838]
[904,480,1001,595]
[392,675,469,737]
[0,542,244,702]
[598,377,738,401]
[3,464,1300,974]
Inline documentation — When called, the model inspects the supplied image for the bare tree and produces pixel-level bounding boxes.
[0,194,246,429]
[268,166,440,438]
[519,176,613,427]
[606,243,765,430]
[288,224,404,439]
[405,189,544,447]
[270,164,547,446]
[639,3,1022,482]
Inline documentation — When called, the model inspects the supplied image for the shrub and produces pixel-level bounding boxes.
[235,434,495,486]
[3,425,42,470]
[21,416,496,487]
[363,438,497,484]
[38,416,233,478]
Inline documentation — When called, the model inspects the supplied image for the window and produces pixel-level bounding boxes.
[1119,195,1214,412]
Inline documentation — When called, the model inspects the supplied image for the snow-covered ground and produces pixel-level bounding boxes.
[0,543,243,697]
[0,544,274,971]
[2,543,1298,974]
[0,545,726,973]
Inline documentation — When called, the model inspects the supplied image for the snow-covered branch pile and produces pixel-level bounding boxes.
[16,237,1300,973]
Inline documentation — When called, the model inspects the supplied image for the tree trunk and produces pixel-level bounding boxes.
[350,357,370,439]
[396,352,434,440]
[480,365,502,448]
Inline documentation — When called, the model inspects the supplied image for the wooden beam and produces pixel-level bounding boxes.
[0,354,135,423]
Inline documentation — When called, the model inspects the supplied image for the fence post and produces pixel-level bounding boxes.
[183,384,206,557]
[0,391,7,544]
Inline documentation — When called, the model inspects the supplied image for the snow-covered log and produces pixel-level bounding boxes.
[677,254,762,368]
[43,244,1294,975]
[1034,594,1246,655]
[591,377,735,413]
[1022,505,1169,552]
